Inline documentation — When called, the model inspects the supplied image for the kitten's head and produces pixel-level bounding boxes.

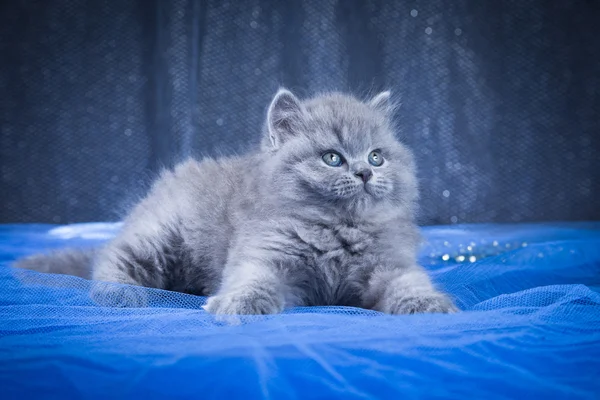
[261,88,418,219]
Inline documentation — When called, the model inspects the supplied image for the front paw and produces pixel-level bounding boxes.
[203,289,284,315]
[380,292,458,315]
[90,281,148,308]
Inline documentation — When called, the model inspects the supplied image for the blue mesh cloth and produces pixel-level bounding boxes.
[1,223,600,399]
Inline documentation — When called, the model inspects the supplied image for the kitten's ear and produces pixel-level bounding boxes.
[267,88,304,149]
[369,91,392,114]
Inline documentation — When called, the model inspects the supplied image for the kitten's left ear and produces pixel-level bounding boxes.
[267,88,305,149]
[369,91,392,114]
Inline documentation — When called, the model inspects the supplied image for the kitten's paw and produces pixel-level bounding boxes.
[380,292,458,315]
[90,281,148,308]
[203,289,284,315]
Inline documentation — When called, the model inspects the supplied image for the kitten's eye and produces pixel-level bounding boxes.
[368,150,384,167]
[322,152,344,167]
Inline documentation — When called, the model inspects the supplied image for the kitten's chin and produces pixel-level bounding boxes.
[342,191,377,214]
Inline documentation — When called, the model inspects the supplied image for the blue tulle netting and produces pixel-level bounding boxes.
[1,222,600,399]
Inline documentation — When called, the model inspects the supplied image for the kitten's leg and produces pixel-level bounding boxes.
[89,229,176,307]
[364,267,458,314]
[203,261,285,315]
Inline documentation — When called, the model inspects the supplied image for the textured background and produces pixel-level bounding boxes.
[1,0,599,225]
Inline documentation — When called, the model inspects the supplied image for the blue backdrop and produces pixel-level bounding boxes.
[1,0,599,224]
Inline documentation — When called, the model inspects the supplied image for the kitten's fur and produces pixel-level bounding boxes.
[16,89,457,315]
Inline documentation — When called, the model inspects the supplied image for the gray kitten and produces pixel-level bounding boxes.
[16,89,457,315]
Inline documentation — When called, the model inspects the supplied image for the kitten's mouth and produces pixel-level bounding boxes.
[363,182,383,198]
[361,183,375,197]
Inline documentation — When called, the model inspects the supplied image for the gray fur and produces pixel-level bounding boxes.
[17,248,94,278]
[15,89,457,315]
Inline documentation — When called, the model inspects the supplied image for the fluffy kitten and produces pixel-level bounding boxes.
[16,89,457,315]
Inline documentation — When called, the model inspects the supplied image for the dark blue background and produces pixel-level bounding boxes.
[1,0,599,224]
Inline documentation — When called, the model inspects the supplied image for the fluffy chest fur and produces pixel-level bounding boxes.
[274,221,381,307]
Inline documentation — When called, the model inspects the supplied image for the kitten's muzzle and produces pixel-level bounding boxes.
[354,168,373,183]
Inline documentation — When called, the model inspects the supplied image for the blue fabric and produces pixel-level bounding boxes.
[1,223,600,399]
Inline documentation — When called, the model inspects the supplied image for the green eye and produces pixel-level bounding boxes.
[322,152,344,167]
[368,150,384,166]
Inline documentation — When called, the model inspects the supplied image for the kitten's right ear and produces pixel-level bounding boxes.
[369,91,392,114]
[267,88,304,149]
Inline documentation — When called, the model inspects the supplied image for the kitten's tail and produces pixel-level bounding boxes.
[14,248,95,279]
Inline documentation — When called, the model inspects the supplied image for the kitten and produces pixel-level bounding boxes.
[16,89,457,315]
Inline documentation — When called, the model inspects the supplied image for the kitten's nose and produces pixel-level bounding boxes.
[354,169,373,183]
